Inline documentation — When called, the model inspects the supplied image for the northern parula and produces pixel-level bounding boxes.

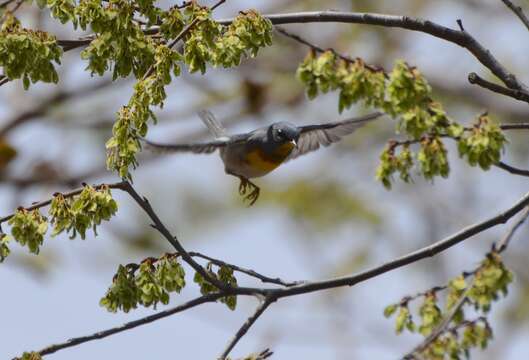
[145,110,383,204]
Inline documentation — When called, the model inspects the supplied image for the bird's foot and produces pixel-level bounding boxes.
[238,177,260,206]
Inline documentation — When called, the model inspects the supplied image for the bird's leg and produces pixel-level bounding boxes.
[237,176,260,206]
[226,171,261,206]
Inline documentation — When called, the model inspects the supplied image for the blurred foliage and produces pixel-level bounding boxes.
[261,179,380,230]
[0,138,17,171]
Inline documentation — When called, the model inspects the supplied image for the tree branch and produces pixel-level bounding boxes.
[275,26,385,73]
[188,251,302,287]
[115,182,266,296]
[268,189,529,298]
[501,0,529,32]
[116,182,232,292]
[219,11,527,91]
[494,206,529,252]
[14,186,529,358]
[468,72,529,103]
[495,161,529,177]
[500,123,529,130]
[30,293,224,358]
[219,298,274,360]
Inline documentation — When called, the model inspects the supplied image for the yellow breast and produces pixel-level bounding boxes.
[244,142,295,173]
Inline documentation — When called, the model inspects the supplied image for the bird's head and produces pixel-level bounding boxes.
[269,122,300,147]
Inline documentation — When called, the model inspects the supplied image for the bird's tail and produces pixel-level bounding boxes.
[197,110,227,138]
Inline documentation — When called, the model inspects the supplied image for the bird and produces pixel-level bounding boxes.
[144,110,384,205]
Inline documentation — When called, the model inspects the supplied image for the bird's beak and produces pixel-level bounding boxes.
[290,139,297,147]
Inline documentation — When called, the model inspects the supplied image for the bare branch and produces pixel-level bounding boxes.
[275,26,385,73]
[269,190,529,298]
[468,72,529,103]
[30,293,224,358]
[500,123,529,130]
[501,0,529,32]
[495,161,529,177]
[219,298,273,360]
[494,206,529,252]
[189,251,302,287]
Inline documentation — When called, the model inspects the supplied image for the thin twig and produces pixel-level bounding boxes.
[468,72,529,103]
[219,298,273,360]
[275,26,385,73]
[500,123,529,130]
[189,251,301,287]
[32,293,224,357]
[494,206,529,252]
[495,161,529,177]
[501,0,529,32]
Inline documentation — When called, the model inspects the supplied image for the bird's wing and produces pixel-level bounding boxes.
[143,138,231,154]
[286,112,384,161]
[197,109,228,138]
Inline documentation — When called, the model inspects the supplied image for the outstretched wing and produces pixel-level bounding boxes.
[286,112,384,161]
[143,138,230,154]
[198,109,228,138]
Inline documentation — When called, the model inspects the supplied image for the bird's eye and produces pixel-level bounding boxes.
[277,129,283,137]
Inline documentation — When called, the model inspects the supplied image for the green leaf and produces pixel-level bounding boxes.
[8,209,48,254]
[0,233,10,262]
[384,304,398,318]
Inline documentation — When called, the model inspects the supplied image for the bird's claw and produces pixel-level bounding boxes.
[238,177,260,206]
